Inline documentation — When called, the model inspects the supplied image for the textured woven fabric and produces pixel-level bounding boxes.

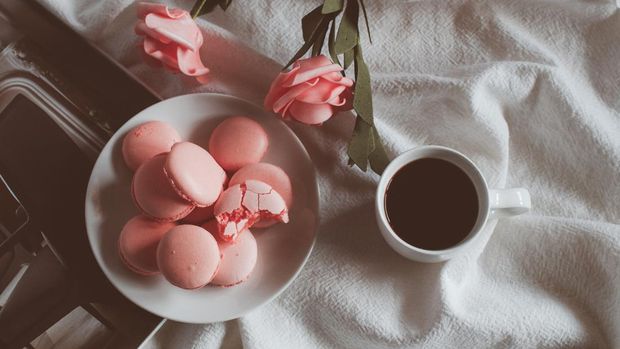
[39,0,620,347]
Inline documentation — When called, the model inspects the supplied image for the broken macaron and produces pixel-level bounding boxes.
[214,180,289,242]
[229,163,293,208]
[229,163,293,228]
[118,115,297,291]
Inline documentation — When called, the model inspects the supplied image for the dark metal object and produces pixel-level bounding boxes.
[0,0,160,134]
[0,174,29,242]
[0,1,165,347]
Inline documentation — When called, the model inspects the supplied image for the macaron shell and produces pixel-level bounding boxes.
[229,163,293,208]
[214,180,288,241]
[165,142,226,207]
[181,205,214,225]
[201,219,220,238]
[208,116,269,171]
[118,215,175,275]
[157,225,221,289]
[132,153,195,222]
[244,180,289,223]
[122,121,181,171]
[210,228,257,287]
[213,184,254,242]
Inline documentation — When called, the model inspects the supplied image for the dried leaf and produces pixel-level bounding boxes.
[343,48,354,69]
[285,16,328,69]
[358,0,372,43]
[369,126,389,174]
[334,0,359,54]
[322,0,344,14]
[219,0,233,10]
[347,117,372,171]
[285,40,314,70]
[312,20,329,56]
[191,0,220,18]
[328,19,340,65]
[302,5,324,42]
[353,46,373,124]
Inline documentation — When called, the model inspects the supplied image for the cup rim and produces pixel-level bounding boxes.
[376,145,490,256]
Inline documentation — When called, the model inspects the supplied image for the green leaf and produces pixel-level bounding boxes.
[285,16,328,69]
[369,126,389,174]
[191,0,220,18]
[347,120,389,174]
[322,0,344,14]
[312,20,329,56]
[328,19,340,65]
[284,40,314,70]
[358,0,372,43]
[343,48,354,69]
[347,118,372,171]
[353,46,373,124]
[219,0,233,10]
[334,0,359,54]
[302,5,324,42]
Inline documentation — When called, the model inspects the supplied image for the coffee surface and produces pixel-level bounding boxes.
[385,158,479,250]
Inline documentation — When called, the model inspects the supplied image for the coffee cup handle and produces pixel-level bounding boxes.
[488,188,531,219]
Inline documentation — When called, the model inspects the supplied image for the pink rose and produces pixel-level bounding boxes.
[135,2,209,83]
[264,55,354,125]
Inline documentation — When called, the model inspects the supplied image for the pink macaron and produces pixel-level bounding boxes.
[164,142,227,207]
[203,220,257,287]
[229,163,293,208]
[132,153,195,222]
[208,116,269,172]
[214,180,289,242]
[181,205,215,225]
[122,121,181,171]
[118,215,175,276]
[157,224,221,290]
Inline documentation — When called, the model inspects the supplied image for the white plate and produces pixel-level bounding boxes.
[85,93,319,323]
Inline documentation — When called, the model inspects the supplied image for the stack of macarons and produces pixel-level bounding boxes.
[117,117,293,289]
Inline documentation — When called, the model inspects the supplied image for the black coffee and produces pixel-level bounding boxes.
[384,158,479,250]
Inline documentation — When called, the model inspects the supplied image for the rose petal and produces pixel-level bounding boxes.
[272,79,319,113]
[177,47,210,78]
[338,87,354,111]
[264,66,300,110]
[327,95,346,107]
[135,21,172,44]
[145,13,202,50]
[296,80,347,105]
[137,2,187,20]
[140,47,164,68]
[288,101,335,125]
[321,71,355,87]
[137,3,209,82]
[295,55,333,71]
[196,74,209,84]
[285,63,343,87]
[279,99,296,118]
[143,37,178,69]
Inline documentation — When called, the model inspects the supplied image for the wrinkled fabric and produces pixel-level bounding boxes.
[39,0,620,348]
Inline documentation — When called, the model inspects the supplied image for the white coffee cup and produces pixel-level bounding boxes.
[375,145,531,263]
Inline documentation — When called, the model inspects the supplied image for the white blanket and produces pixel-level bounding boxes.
[39,0,620,347]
